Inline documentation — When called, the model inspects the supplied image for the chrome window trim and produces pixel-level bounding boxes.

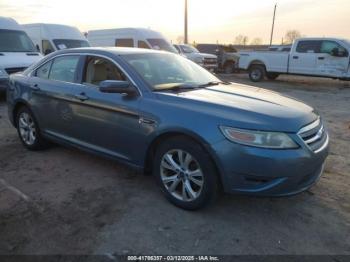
[29,52,142,96]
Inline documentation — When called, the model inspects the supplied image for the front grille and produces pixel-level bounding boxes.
[5,67,26,75]
[298,118,329,153]
[203,58,217,65]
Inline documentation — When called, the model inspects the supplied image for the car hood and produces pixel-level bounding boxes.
[156,83,318,133]
[0,52,43,70]
[196,53,217,59]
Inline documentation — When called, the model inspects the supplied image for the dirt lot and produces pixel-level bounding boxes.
[0,74,349,256]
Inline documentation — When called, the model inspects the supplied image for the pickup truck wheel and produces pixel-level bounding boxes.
[223,62,234,74]
[266,73,279,80]
[249,65,265,82]
[153,136,219,210]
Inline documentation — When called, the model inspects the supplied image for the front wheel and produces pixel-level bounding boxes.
[153,137,219,210]
[248,65,265,82]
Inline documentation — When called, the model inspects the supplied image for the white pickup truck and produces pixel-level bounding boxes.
[239,38,350,82]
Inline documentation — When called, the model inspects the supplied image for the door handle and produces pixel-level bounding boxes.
[30,83,40,91]
[74,93,89,101]
[293,56,299,59]
[318,57,325,60]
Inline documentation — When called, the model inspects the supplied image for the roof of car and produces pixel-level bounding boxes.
[57,47,169,56]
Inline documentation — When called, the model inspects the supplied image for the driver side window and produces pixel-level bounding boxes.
[83,56,127,86]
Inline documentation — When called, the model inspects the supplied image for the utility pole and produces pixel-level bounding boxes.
[184,0,188,44]
[269,3,277,46]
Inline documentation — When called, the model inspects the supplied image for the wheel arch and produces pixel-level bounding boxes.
[248,60,266,70]
[12,99,32,128]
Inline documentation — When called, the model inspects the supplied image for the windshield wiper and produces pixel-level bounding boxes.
[153,83,199,92]
[198,81,231,87]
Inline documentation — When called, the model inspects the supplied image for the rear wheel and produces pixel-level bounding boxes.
[223,61,234,74]
[16,106,49,150]
[153,136,219,210]
[249,65,265,82]
[266,73,279,80]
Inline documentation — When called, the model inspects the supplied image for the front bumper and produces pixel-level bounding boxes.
[211,134,329,196]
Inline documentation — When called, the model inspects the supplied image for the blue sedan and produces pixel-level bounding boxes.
[7,47,329,210]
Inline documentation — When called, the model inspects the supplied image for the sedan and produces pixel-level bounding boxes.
[7,47,329,210]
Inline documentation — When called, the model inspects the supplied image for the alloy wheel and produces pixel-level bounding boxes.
[160,149,204,202]
[18,112,37,146]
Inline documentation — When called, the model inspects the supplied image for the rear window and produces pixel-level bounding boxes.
[49,56,80,83]
[296,41,322,53]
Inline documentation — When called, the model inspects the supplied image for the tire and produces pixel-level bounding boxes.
[16,106,49,150]
[248,65,265,82]
[153,136,219,210]
[223,62,234,74]
[266,73,279,80]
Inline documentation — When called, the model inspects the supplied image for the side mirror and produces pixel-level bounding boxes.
[44,49,52,55]
[331,47,340,57]
[99,80,137,95]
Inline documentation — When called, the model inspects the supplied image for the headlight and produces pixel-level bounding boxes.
[220,126,299,149]
[195,57,204,64]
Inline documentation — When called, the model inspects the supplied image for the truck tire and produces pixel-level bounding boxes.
[266,73,279,80]
[223,61,234,74]
[249,65,265,82]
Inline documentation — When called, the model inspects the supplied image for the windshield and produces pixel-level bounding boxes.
[147,39,178,53]
[0,29,36,52]
[181,45,199,53]
[122,53,219,90]
[53,39,90,50]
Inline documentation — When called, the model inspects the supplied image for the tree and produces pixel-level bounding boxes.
[250,38,263,45]
[234,35,249,45]
[176,35,184,44]
[284,30,302,44]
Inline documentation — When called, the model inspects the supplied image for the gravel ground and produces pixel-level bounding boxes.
[0,74,349,255]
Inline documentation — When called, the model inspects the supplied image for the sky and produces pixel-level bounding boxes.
[1,0,349,44]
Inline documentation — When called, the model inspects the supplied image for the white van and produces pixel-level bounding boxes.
[0,17,43,92]
[87,28,178,53]
[23,23,90,55]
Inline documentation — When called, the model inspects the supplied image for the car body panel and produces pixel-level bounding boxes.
[7,47,329,196]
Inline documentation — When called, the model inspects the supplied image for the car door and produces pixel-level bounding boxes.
[315,40,350,77]
[68,55,143,163]
[29,55,81,139]
[288,40,321,75]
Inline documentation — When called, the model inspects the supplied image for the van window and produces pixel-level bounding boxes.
[36,61,53,79]
[49,56,80,83]
[83,56,127,86]
[0,29,36,52]
[147,39,178,53]
[42,40,54,55]
[52,39,90,50]
[138,41,150,49]
[296,41,322,53]
[115,38,134,47]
